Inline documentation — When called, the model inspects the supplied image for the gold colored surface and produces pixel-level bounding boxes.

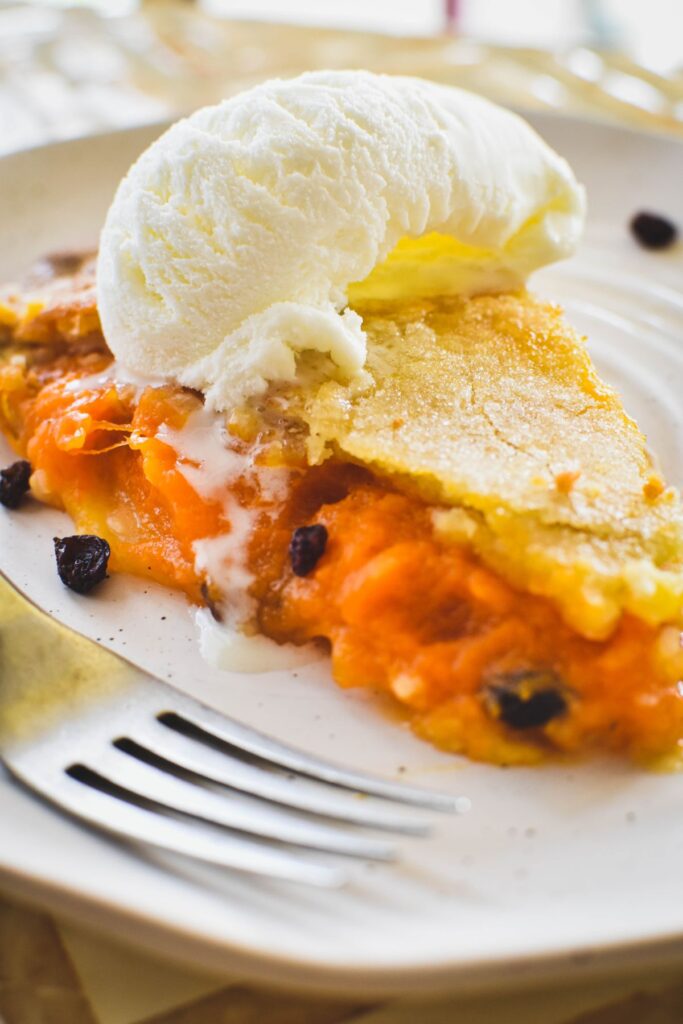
[0,572,134,744]
[0,897,98,1024]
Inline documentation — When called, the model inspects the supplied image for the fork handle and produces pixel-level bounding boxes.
[0,571,133,744]
[0,568,35,619]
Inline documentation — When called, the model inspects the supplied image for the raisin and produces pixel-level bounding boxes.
[630,211,678,250]
[53,535,110,594]
[484,669,567,730]
[289,524,328,576]
[0,460,32,509]
[200,580,223,622]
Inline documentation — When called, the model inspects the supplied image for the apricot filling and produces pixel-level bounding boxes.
[2,351,683,767]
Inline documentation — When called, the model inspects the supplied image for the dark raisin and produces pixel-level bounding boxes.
[53,535,110,594]
[289,523,328,576]
[484,669,567,730]
[630,211,678,250]
[200,579,223,622]
[0,460,32,509]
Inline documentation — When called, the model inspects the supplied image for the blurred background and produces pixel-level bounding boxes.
[0,0,681,157]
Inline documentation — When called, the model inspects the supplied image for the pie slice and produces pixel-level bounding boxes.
[2,255,683,767]
[298,292,683,641]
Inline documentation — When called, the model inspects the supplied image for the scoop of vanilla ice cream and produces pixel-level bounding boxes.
[97,70,585,411]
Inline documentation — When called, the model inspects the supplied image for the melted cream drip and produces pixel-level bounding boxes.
[158,405,318,673]
[157,406,259,624]
[196,608,324,673]
[66,364,316,673]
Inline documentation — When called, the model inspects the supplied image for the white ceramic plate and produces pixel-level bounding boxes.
[1,115,683,999]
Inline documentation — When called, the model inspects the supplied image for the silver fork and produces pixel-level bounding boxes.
[0,572,465,888]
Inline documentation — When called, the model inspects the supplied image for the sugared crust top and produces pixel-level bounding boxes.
[298,292,683,637]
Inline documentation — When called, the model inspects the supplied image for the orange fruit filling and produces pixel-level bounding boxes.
[2,353,683,766]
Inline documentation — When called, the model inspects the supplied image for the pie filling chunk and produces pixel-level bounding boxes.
[2,253,683,767]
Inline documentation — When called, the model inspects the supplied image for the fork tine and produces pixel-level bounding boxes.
[158,700,463,811]
[126,718,435,834]
[1,571,468,885]
[9,765,345,888]
[93,746,397,861]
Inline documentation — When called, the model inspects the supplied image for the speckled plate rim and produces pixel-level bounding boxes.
[6,831,683,1001]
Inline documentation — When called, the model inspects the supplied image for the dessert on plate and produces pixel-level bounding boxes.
[2,71,683,766]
